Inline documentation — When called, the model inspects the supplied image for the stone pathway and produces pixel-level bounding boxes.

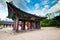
[0,27,60,40]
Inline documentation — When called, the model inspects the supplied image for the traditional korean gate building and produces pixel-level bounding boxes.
[6,2,46,32]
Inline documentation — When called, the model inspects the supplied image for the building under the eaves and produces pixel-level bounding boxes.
[0,20,13,28]
[6,2,46,32]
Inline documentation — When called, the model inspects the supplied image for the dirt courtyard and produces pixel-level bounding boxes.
[0,27,60,40]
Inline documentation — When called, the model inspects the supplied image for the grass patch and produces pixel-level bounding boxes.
[0,28,2,29]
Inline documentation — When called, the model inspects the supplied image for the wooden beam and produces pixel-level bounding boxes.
[34,21,36,29]
[28,21,32,30]
[21,21,25,30]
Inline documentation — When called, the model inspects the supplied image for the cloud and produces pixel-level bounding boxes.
[30,5,50,16]
[5,0,29,11]
[34,3,39,10]
[12,0,29,11]
[41,5,50,16]
[48,0,60,13]
[26,0,30,3]
[52,0,57,4]
[0,0,12,20]
[32,2,50,16]
[0,0,8,20]
[0,0,6,6]
[41,0,49,5]
[59,0,60,3]
[5,0,12,2]
[0,8,8,20]
[0,0,3,4]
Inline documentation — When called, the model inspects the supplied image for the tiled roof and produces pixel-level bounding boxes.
[0,21,13,25]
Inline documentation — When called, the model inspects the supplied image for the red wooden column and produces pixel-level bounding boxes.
[21,21,25,30]
[28,21,32,30]
[34,21,36,29]
[13,20,16,30]
[16,19,19,32]
[40,21,41,29]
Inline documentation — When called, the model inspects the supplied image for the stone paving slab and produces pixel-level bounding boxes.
[0,27,60,40]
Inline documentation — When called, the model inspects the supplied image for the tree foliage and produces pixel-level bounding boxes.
[0,22,4,25]
[41,15,60,27]
[53,15,60,20]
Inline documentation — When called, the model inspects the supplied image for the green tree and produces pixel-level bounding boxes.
[0,22,4,25]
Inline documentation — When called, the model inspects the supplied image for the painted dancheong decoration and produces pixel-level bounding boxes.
[6,2,46,32]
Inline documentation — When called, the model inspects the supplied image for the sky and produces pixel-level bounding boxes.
[0,0,60,21]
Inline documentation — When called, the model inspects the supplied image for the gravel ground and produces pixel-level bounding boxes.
[0,27,60,40]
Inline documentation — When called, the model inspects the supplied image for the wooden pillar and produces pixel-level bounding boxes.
[11,24,12,27]
[28,21,32,30]
[5,24,7,28]
[21,21,25,30]
[36,21,40,29]
[13,20,16,30]
[4,24,6,28]
[34,21,36,29]
[40,21,41,29]
[16,19,19,32]
[13,18,19,32]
